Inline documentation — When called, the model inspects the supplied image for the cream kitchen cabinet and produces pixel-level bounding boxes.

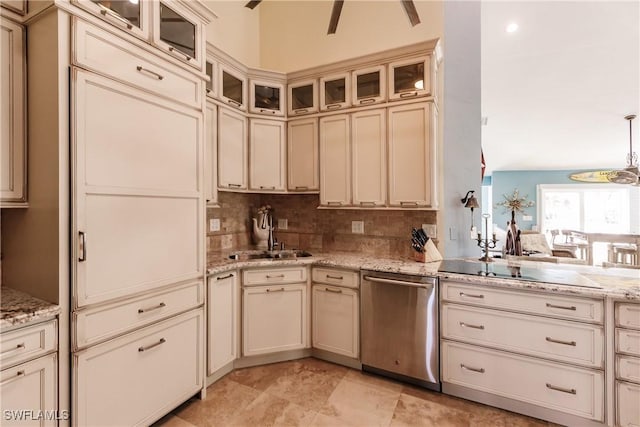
[205,60,216,98]
[388,102,437,208]
[152,0,205,70]
[287,118,319,192]
[288,78,318,116]
[249,78,285,117]
[207,271,239,377]
[1,0,26,15]
[320,72,351,111]
[219,63,247,111]
[319,114,351,206]
[615,302,640,427]
[351,109,386,207]
[1,18,26,206]
[218,106,248,190]
[351,65,386,106]
[248,119,286,192]
[72,0,151,40]
[388,55,434,101]
[205,101,218,205]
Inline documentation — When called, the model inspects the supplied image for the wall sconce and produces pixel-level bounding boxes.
[461,190,480,235]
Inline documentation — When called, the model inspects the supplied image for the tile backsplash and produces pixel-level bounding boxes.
[208,192,437,261]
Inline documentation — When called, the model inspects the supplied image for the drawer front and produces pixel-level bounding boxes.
[617,355,640,384]
[617,380,640,427]
[1,320,57,368]
[617,303,640,330]
[243,266,307,286]
[442,281,603,324]
[617,328,640,357]
[312,267,359,289]
[442,341,604,421]
[442,304,604,368]
[73,309,203,427]
[73,18,202,109]
[74,281,203,349]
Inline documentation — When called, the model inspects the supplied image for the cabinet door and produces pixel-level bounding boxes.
[352,65,386,106]
[617,380,640,427]
[243,284,307,356]
[153,1,204,70]
[351,109,386,207]
[208,271,238,376]
[320,73,351,111]
[250,80,285,116]
[206,61,216,98]
[249,119,286,192]
[1,353,58,427]
[312,285,359,358]
[205,102,218,205]
[388,102,436,208]
[72,0,150,40]
[288,118,319,192]
[218,64,247,111]
[218,107,248,190]
[288,79,318,116]
[388,56,433,101]
[0,20,26,206]
[319,115,351,207]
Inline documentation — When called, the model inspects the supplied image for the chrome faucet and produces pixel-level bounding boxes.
[267,214,277,251]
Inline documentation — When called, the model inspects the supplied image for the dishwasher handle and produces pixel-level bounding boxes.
[363,275,435,290]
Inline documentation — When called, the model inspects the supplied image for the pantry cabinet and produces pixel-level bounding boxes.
[287,118,319,192]
[217,106,248,190]
[207,271,239,376]
[248,119,286,192]
[351,109,386,207]
[319,114,351,206]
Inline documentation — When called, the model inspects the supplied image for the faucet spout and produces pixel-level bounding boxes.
[267,214,277,251]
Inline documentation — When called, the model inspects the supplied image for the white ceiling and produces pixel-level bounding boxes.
[481,1,640,175]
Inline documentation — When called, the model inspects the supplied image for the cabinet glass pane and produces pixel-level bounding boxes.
[356,72,380,99]
[393,62,424,94]
[159,3,196,59]
[223,71,243,104]
[91,0,140,28]
[324,78,346,105]
[206,62,214,93]
[291,85,314,110]
[254,85,280,111]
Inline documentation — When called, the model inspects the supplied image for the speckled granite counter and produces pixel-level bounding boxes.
[1,287,60,330]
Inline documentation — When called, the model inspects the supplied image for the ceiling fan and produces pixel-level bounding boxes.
[608,114,639,185]
[245,0,421,34]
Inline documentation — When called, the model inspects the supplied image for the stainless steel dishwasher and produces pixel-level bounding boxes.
[360,270,440,391]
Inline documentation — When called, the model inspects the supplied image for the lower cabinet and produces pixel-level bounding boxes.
[615,301,640,427]
[312,285,359,358]
[207,271,239,376]
[617,380,640,427]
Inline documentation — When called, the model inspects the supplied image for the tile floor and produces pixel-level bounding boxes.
[155,358,556,427]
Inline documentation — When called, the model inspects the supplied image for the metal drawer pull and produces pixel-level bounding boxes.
[266,274,285,279]
[1,343,25,356]
[460,364,485,374]
[359,98,376,104]
[168,46,191,61]
[266,288,285,293]
[459,292,484,299]
[294,108,308,114]
[78,231,87,262]
[259,109,276,114]
[227,99,242,108]
[460,322,485,330]
[295,186,309,190]
[400,201,418,206]
[137,302,166,314]
[326,104,342,110]
[217,273,234,280]
[360,202,376,206]
[100,7,133,29]
[259,186,276,190]
[228,183,243,188]
[400,91,418,98]
[546,337,577,346]
[327,201,343,206]
[138,338,166,352]
[546,383,576,395]
[326,275,344,280]
[546,303,577,311]
[1,370,25,386]
[364,276,433,290]
[325,287,343,294]
[136,66,164,80]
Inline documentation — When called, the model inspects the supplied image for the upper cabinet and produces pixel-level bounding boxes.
[205,60,216,98]
[153,1,204,69]
[388,56,433,101]
[72,0,151,41]
[1,0,27,15]
[351,65,386,106]
[249,79,285,117]
[288,79,318,116]
[320,73,351,111]
[217,106,248,190]
[219,64,247,111]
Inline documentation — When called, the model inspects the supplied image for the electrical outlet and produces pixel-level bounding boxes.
[278,218,288,230]
[523,215,533,221]
[449,226,457,241]
[422,223,437,239]
[209,218,220,232]
[352,220,364,234]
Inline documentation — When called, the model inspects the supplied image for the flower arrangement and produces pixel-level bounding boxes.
[495,189,534,214]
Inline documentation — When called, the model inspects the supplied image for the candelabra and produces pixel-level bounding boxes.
[476,213,498,262]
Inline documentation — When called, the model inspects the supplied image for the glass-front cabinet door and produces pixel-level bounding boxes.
[250,80,285,116]
[288,79,318,116]
[206,61,216,98]
[73,0,150,39]
[153,1,203,69]
[218,64,247,111]
[388,56,432,101]
[351,65,386,106]
[320,73,351,111]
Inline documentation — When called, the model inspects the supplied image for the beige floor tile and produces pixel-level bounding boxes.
[309,412,354,427]
[229,392,317,427]
[390,393,472,427]
[470,405,551,427]
[228,360,296,391]
[344,370,404,394]
[153,414,199,427]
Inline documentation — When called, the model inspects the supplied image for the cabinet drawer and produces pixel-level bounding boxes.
[1,320,57,368]
[243,266,307,286]
[73,18,202,109]
[442,281,603,324]
[74,281,203,349]
[73,309,203,427]
[442,341,604,421]
[617,355,640,384]
[617,328,640,357]
[617,380,640,427]
[312,268,359,289]
[442,304,604,368]
[617,303,640,330]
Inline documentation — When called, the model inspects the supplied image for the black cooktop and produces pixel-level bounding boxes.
[437,260,603,289]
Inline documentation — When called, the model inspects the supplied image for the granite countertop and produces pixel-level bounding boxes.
[208,250,640,301]
[1,287,61,330]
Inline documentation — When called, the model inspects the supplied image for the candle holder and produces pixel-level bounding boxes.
[476,213,498,262]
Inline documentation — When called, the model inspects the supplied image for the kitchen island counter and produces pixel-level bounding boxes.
[1,287,60,330]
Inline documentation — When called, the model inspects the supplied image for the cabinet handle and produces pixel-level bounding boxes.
[138,338,166,352]
[294,108,308,114]
[266,274,285,279]
[327,201,343,206]
[326,104,342,110]
[546,303,577,311]
[99,7,133,29]
[136,66,164,81]
[295,186,309,190]
[78,231,87,262]
[168,46,191,61]
[324,287,343,294]
[0,370,25,386]
[546,383,576,395]
[259,109,276,114]
[460,322,485,330]
[545,337,576,346]
[217,273,234,280]
[259,186,276,190]
[137,302,166,314]
[460,364,485,374]
[360,201,376,206]
[227,99,242,108]
[400,91,418,98]
[1,343,25,356]
[359,98,376,104]
[326,275,343,280]
[266,287,285,292]
[400,201,419,207]
[228,183,243,188]
[459,292,484,299]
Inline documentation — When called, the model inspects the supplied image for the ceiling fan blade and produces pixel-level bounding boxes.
[245,0,261,10]
[327,0,344,35]
[400,0,421,27]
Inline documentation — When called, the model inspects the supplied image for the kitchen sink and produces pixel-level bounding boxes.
[228,250,313,261]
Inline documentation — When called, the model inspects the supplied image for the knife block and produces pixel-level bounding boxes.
[413,239,443,263]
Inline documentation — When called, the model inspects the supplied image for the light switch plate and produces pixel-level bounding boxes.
[352,220,364,234]
[449,227,457,240]
[422,224,437,239]
[523,215,533,221]
[209,218,220,232]
[278,218,288,230]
